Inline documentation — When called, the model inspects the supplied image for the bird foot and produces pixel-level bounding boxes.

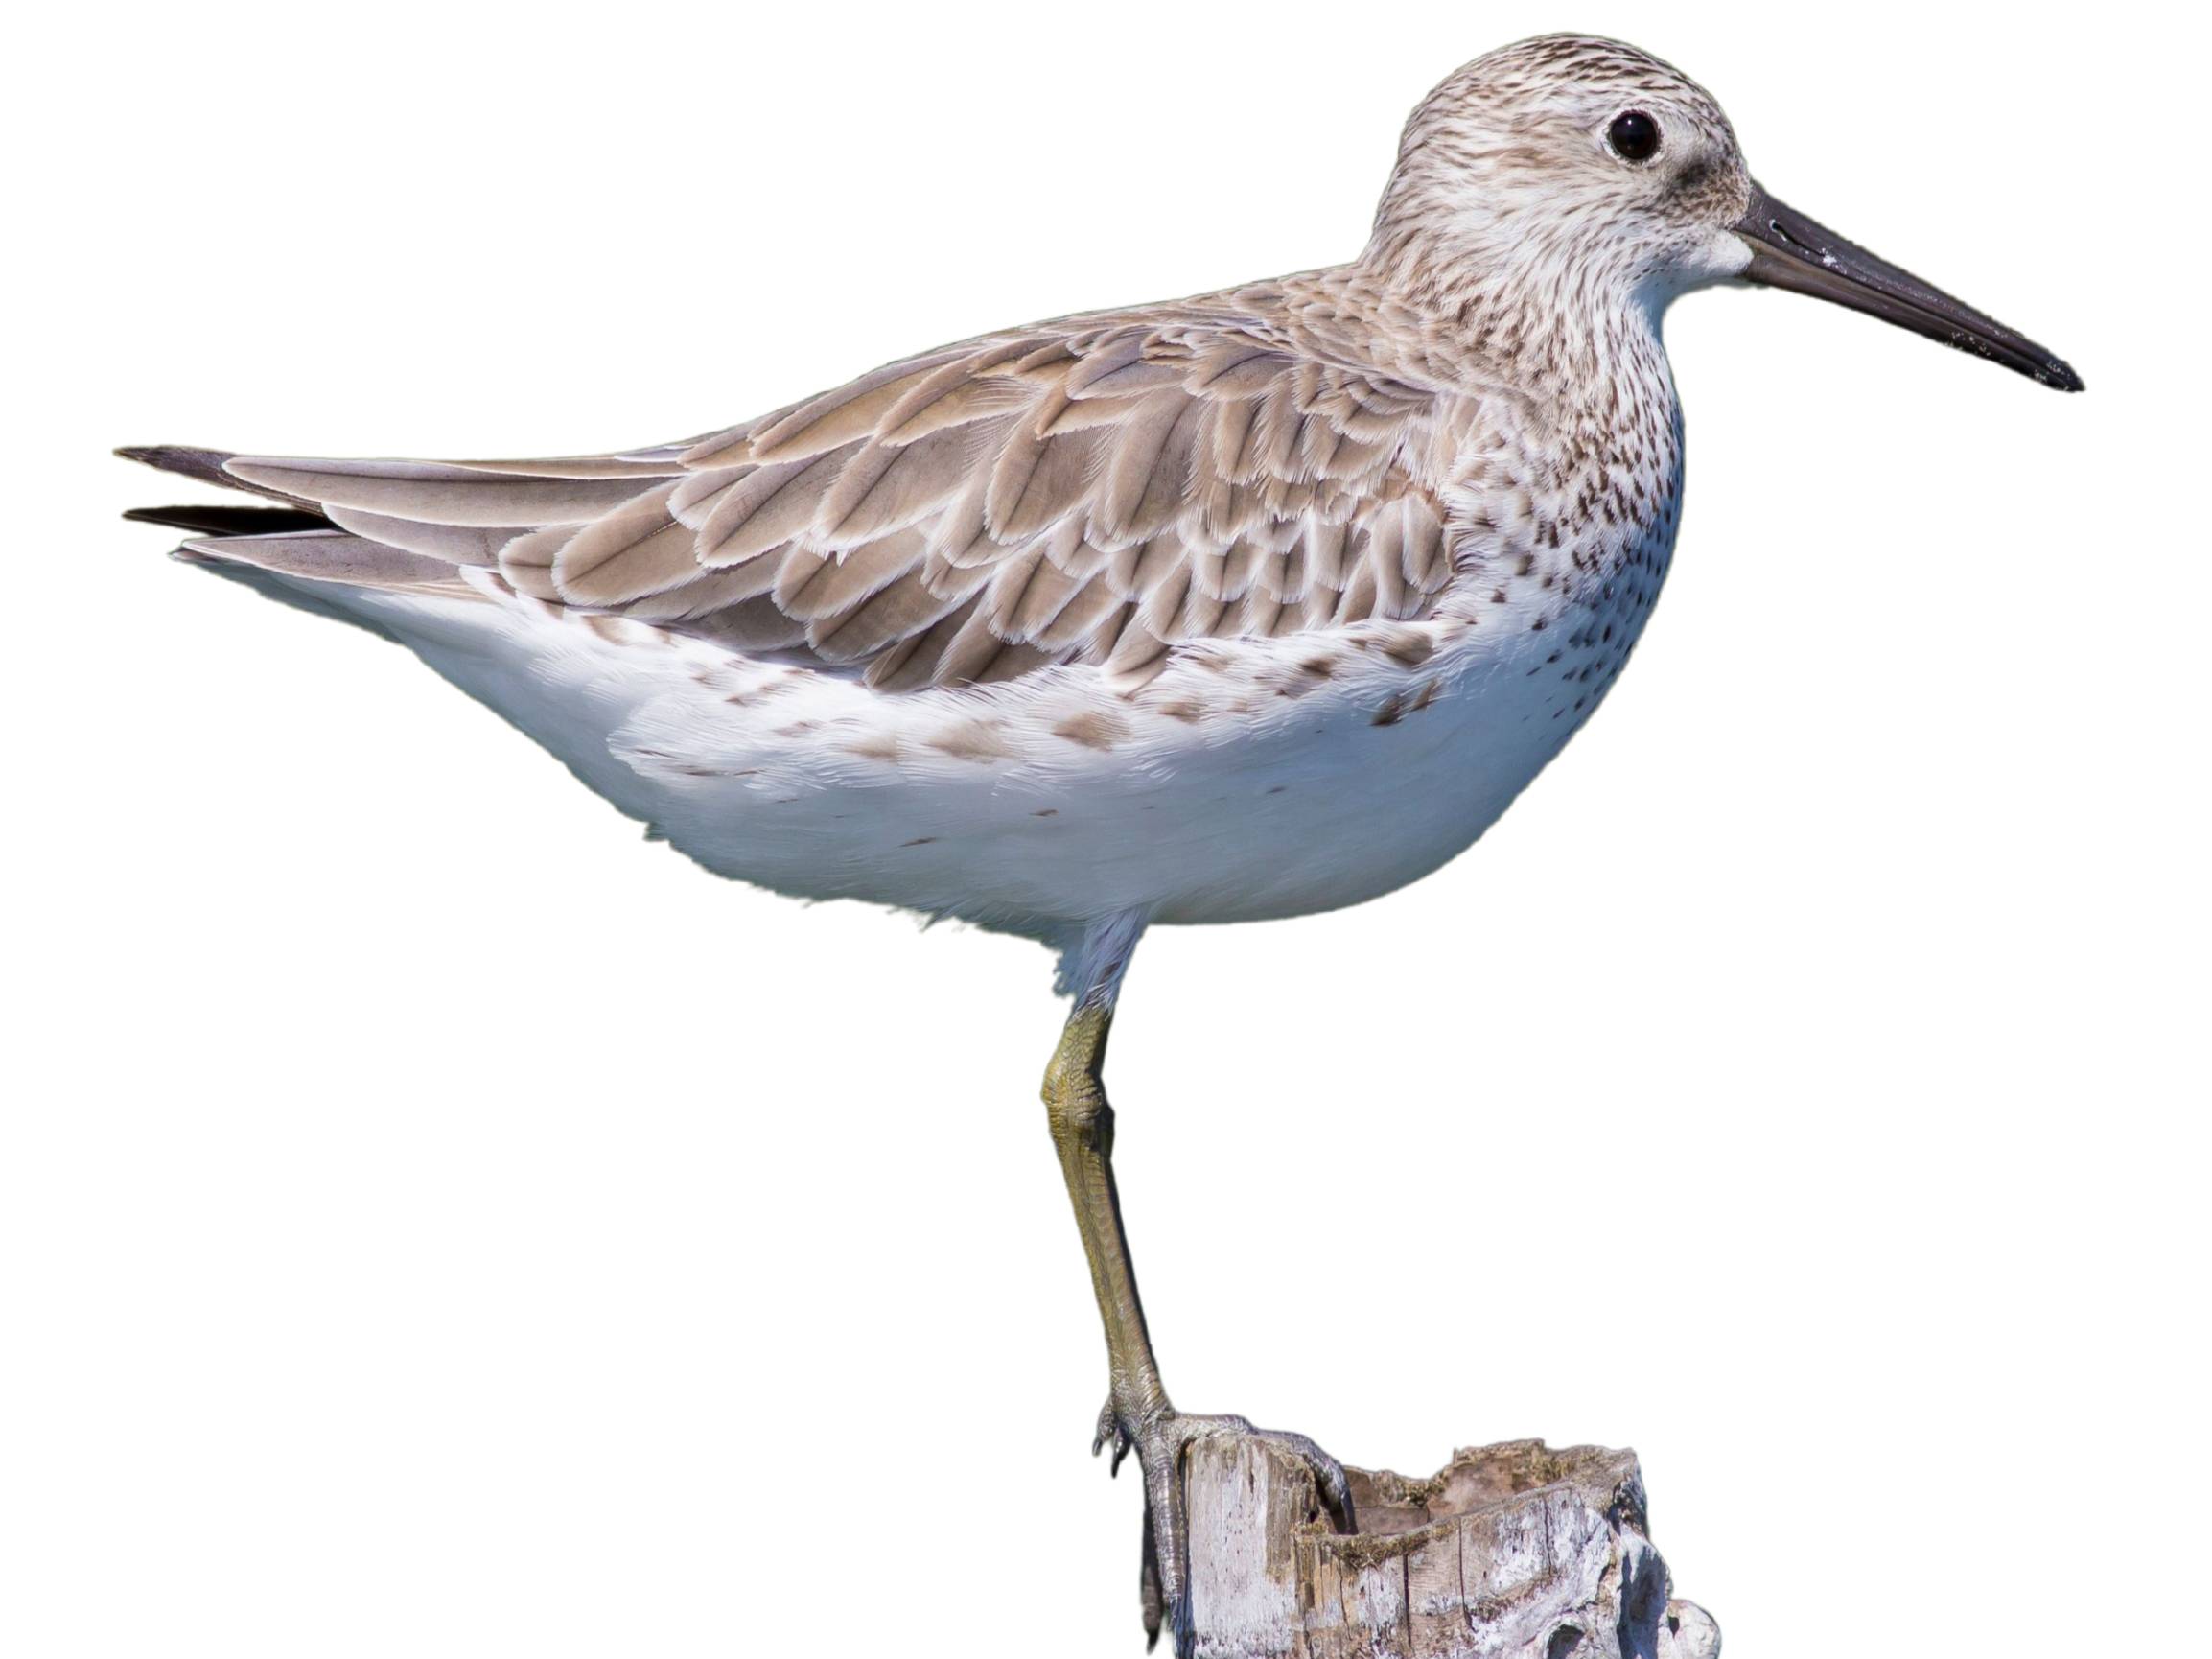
[1091,1396,1356,1656]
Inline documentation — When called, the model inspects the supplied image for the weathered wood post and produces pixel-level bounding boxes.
[1185,1437,1718,1659]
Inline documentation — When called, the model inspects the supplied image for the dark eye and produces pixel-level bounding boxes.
[1606,110,1661,163]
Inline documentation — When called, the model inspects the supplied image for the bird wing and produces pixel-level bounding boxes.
[176,300,1460,690]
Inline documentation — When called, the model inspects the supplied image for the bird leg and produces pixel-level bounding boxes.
[1041,1002,1356,1656]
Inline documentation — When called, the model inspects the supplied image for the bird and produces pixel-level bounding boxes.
[120,33,2080,1657]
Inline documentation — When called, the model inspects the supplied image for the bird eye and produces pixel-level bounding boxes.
[1606,110,1662,163]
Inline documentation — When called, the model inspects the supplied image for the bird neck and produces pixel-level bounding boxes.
[1349,223,1675,416]
[1317,236,1688,625]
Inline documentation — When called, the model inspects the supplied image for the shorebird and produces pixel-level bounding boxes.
[121,34,2079,1655]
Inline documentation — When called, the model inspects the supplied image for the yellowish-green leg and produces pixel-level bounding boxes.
[1041,1001,1356,1657]
[1044,1005,1171,1432]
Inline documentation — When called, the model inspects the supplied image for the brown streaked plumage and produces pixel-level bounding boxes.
[119,33,2081,1659]
[181,299,1471,697]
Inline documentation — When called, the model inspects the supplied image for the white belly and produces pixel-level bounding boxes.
[332,576,1652,937]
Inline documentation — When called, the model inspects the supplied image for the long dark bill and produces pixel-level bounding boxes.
[1735,183,2083,391]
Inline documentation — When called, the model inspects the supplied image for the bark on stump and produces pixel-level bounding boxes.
[1185,1437,1718,1659]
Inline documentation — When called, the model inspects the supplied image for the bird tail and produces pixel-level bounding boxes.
[119,444,338,538]
[124,501,336,537]
[116,439,688,606]
[117,443,484,604]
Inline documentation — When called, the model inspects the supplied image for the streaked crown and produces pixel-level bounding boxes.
[1367,35,1756,304]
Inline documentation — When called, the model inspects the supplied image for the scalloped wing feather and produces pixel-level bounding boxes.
[190,305,1459,691]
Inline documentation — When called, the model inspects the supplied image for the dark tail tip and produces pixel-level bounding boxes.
[115,444,243,489]
[124,503,335,536]
[118,443,327,516]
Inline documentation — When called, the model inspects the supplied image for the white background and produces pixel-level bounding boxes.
[6,5,2203,1656]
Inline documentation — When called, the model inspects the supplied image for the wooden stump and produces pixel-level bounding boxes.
[1185,1437,1718,1659]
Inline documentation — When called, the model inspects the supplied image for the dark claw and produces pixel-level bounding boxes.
[1320,1464,1358,1534]
[1140,1495,1163,1650]
[1094,1396,1135,1475]
[1278,1429,1358,1533]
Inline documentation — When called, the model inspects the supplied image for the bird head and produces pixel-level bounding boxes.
[1369,35,2081,390]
